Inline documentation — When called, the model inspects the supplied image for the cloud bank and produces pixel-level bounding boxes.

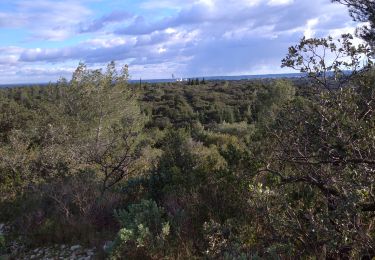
[0,0,357,84]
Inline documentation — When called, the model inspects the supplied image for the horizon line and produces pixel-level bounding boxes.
[0,72,304,87]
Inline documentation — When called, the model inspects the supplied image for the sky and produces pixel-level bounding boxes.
[0,0,358,84]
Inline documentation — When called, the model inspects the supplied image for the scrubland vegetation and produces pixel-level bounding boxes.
[1,0,375,259]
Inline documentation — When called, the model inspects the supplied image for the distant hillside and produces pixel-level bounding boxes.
[0,73,304,87]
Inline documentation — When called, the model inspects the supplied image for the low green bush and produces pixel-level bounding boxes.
[109,199,170,259]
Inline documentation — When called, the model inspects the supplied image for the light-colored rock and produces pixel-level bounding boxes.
[0,224,4,235]
[70,245,82,251]
[8,243,96,259]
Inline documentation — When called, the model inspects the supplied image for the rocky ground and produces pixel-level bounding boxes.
[0,223,106,260]
[1,243,97,260]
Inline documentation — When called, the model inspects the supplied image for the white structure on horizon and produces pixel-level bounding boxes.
[176,78,188,82]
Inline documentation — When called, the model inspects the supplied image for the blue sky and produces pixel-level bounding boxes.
[0,0,357,84]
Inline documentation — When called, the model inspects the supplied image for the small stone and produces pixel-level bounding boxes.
[70,245,82,251]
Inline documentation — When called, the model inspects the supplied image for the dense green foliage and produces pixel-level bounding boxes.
[1,1,375,258]
[110,199,170,259]
[1,67,374,258]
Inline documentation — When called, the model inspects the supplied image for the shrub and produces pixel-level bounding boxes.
[109,199,170,259]
[0,234,5,254]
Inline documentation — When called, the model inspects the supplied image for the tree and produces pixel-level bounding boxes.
[0,62,146,196]
[333,0,375,48]
[254,70,375,256]
[61,62,146,194]
[282,34,373,89]
[260,1,375,257]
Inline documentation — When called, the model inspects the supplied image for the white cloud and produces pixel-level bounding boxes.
[0,0,92,40]
[83,36,131,48]
[268,0,294,6]
[158,47,167,53]
[0,0,361,83]
[196,0,215,8]
[140,0,189,10]
[0,46,23,65]
[304,18,319,38]
[243,0,262,7]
